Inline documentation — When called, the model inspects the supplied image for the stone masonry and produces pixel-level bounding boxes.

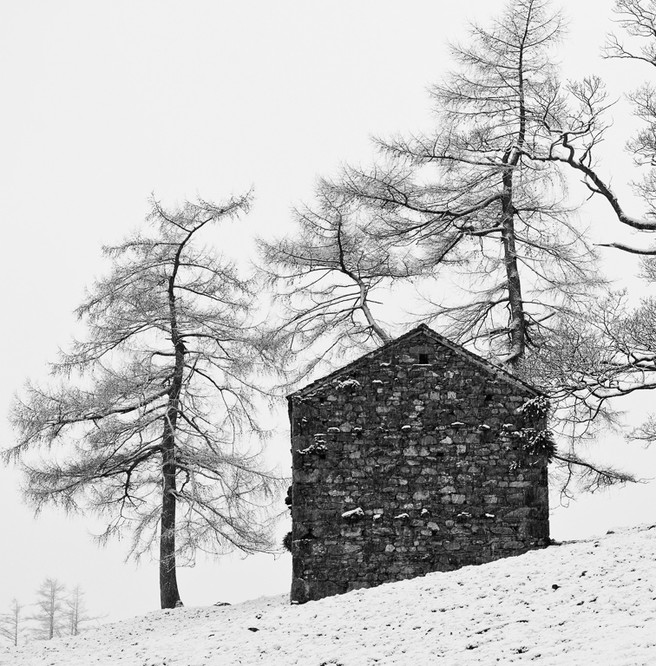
[288,324,550,603]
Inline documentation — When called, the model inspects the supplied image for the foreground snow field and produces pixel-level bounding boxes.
[2,525,655,666]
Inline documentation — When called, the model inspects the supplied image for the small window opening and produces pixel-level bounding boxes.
[418,353,429,364]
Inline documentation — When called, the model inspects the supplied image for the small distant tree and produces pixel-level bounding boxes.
[65,586,95,636]
[0,599,24,646]
[7,196,283,609]
[66,586,82,636]
[31,579,66,641]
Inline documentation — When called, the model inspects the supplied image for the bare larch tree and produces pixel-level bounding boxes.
[334,0,600,368]
[65,586,96,636]
[7,196,282,609]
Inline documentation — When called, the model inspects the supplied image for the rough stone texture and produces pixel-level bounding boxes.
[289,325,550,604]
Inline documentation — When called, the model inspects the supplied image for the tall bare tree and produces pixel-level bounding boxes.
[7,196,282,609]
[264,0,600,368]
[261,0,627,491]
[335,0,601,367]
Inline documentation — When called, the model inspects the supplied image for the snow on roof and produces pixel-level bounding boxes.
[288,323,540,399]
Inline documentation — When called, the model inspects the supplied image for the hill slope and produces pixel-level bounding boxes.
[2,526,655,665]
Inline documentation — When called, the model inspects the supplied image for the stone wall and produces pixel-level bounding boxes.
[289,328,550,603]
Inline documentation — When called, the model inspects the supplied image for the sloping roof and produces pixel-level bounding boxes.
[288,324,540,399]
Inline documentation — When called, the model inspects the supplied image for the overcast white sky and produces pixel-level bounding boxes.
[2,0,655,623]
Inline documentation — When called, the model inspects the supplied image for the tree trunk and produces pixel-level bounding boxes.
[11,603,19,646]
[48,594,55,640]
[500,30,528,369]
[159,270,185,609]
[159,432,182,608]
[500,169,527,368]
[159,359,184,608]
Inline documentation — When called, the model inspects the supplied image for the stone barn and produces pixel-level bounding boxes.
[288,324,551,603]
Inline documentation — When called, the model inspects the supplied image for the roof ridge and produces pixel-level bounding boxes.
[288,324,540,398]
[287,326,427,398]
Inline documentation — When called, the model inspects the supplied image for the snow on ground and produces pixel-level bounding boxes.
[3,525,655,666]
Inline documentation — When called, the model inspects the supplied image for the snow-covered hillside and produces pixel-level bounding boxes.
[3,525,655,665]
